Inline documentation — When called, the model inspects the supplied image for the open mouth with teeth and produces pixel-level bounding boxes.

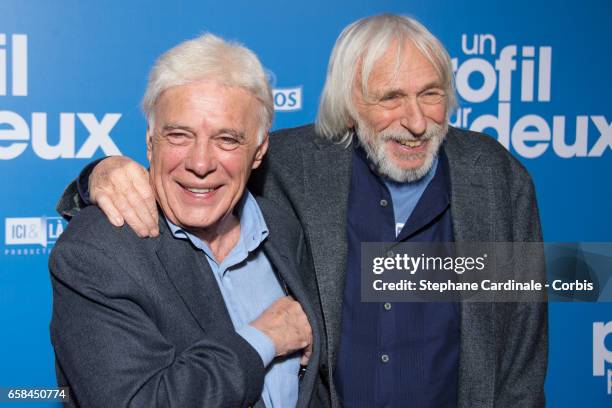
[186,187,216,194]
[397,139,425,148]
[390,138,429,150]
[178,182,220,198]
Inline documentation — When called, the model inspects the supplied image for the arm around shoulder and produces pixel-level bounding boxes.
[55,158,104,220]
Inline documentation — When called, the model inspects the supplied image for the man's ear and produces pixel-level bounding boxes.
[146,128,153,162]
[251,133,269,170]
[346,109,357,129]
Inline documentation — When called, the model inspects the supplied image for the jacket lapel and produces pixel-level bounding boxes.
[445,130,496,407]
[446,133,495,243]
[154,218,234,333]
[301,138,352,370]
[261,226,321,408]
[261,233,308,310]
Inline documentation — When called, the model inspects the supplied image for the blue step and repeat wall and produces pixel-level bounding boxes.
[1,0,611,406]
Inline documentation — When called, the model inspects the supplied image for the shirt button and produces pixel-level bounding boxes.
[380,199,388,207]
[384,302,392,311]
[381,354,390,363]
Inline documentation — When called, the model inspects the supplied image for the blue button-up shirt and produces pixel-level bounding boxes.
[166,191,299,408]
[335,145,459,408]
[384,156,439,236]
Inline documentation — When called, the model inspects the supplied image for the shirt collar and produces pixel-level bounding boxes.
[165,190,269,259]
[383,155,439,193]
[352,140,452,241]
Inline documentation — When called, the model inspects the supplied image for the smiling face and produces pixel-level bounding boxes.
[352,39,448,182]
[147,80,267,240]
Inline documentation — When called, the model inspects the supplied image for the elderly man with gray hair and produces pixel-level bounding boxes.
[50,34,325,408]
[58,13,547,408]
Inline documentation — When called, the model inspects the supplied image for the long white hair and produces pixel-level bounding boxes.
[315,14,456,144]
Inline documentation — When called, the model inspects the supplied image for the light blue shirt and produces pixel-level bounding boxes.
[166,191,299,408]
[384,156,439,236]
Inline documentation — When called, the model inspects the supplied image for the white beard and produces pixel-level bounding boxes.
[356,119,448,183]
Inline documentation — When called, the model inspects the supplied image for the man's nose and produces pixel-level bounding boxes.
[399,97,427,136]
[185,139,217,177]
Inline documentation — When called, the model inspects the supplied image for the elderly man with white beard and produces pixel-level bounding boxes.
[57,14,547,408]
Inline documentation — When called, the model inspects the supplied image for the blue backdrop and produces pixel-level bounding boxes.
[1,0,611,406]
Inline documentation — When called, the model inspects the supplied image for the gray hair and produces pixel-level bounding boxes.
[315,14,457,144]
[142,33,273,144]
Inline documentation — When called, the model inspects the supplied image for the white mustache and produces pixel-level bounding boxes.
[382,134,428,143]
[379,129,435,144]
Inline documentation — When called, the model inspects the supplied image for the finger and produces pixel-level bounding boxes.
[109,173,156,238]
[304,326,313,349]
[300,344,312,365]
[125,180,158,236]
[129,167,159,235]
[276,296,293,307]
[110,194,151,238]
[89,157,129,203]
[96,194,124,227]
[293,303,309,322]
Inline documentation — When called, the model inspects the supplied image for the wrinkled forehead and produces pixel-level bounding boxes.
[153,80,261,129]
[356,39,443,94]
